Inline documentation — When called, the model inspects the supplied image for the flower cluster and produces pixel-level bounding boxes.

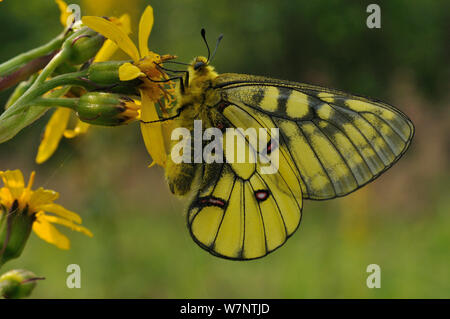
[0,1,178,298]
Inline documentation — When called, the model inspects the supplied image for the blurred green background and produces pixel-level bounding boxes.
[0,0,449,298]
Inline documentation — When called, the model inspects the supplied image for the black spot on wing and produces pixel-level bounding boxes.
[276,87,292,114]
[309,95,323,117]
[251,87,265,105]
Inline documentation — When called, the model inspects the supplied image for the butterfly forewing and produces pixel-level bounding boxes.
[178,67,413,260]
[215,73,414,200]
[187,120,303,260]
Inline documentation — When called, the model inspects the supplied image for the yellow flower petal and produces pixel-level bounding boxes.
[0,170,26,201]
[41,214,93,238]
[119,63,144,81]
[82,16,140,63]
[94,39,119,63]
[116,13,131,35]
[138,5,154,57]
[29,188,59,210]
[36,108,71,164]
[0,170,25,191]
[64,119,90,138]
[0,187,13,208]
[55,0,70,27]
[93,14,131,63]
[40,203,82,224]
[139,89,167,167]
[33,215,70,250]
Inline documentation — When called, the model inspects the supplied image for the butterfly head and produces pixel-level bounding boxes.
[193,56,208,71]
[178,56,219,109]
[188,56,216,77]
[186,56,218,88]
[186,30,223,79]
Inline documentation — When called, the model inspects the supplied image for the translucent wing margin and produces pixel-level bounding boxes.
[215,73,414,200]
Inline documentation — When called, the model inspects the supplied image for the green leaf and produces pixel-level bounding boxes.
[0,86,69,144]
[0,105,49,143]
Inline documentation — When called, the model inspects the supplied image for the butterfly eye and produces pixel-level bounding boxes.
[194,61,206,70]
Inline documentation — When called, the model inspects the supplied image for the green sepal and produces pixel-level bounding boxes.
[0,203,34,267]
[0,269,42,299]
[63,27,105,66]
[76,92,138,126]
[88,61,124,85]
[88,61,141,95]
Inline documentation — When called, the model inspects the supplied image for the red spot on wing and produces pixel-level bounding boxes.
[255,190,270,202]
[196,196,226,208]
[266,142,272,153]
[265,138,278,155]
[216,101,231,113]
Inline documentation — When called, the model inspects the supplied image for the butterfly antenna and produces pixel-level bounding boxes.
[164,61,190,66]
[201,28,211,62]
[210,34,224,63]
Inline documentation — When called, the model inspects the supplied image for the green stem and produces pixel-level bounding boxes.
[0,86,71,144]
[31,49,70,87]
[33,70,90,97]
[2,49,71,117]
[0,33,65,76]
[32,97,79,110]
[0,69,88,119]
[5,74,38,109]
[0,52,57,92]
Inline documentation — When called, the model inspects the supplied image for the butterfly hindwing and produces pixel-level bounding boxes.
[187,119,303,260]
[215,73,414,200]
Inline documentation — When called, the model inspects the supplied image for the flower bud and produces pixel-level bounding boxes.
[0,201,34,266]
[88,61,124,85]
[87,61,141,95]
[77,92,139,126]
[0,269,43,299]
[63,27,105,65]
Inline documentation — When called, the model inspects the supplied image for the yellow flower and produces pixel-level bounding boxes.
[83,5,177,168]
[55,0,71,27]
[0,170,92,251]
[35,1,132,164]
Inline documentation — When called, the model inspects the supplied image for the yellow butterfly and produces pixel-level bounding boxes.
[151,31,414,260]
